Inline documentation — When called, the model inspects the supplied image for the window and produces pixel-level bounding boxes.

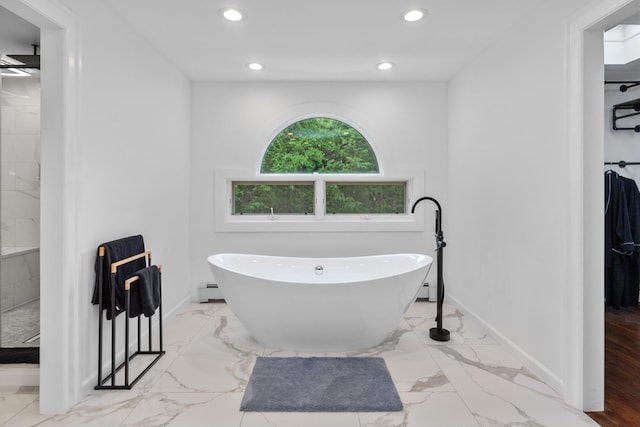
[218,116,424,232]
[326,182,406,214]
[261,117,378,174]
[234,117,402,215]
[233,182,314,215]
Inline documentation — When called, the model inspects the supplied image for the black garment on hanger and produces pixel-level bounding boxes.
[620,175,640,306]
[605,171,640,308]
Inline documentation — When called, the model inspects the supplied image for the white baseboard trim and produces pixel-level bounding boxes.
[447,294,565,398]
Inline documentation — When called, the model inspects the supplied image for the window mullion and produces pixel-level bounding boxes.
[315,178,325,219]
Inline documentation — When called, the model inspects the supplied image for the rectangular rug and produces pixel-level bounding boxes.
[240,356,403,412]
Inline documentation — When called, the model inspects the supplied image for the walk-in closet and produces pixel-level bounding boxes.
[590,19,640,422]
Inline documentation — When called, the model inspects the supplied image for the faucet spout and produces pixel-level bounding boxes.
[411,196,441,214]
[411,197,443,239]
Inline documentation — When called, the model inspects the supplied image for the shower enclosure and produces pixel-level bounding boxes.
[0,57,41,355]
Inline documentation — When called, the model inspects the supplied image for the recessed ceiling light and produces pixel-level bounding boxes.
[377,62,394,71]
[248,63,263,71]
[219,7,245,21]
[402,8,427,22]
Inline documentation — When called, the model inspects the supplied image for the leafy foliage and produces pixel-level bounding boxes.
[234,183,314,215]
[261,118,379,173]
[233,117,405,215]
[326,183,405,214]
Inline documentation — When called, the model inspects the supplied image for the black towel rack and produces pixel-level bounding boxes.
[95,248,164,390]
[605,161,640,168]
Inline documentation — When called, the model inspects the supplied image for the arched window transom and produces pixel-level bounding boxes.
[261,117,379,174]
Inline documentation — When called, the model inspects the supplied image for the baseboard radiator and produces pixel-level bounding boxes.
[197,283,225,302]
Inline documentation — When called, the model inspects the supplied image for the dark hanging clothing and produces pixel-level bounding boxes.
[605,171,640,308]
[620,176,640,249]
[621,176,640,306]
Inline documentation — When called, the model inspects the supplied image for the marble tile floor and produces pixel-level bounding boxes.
[0,301,600,427]
[1,299,39,348]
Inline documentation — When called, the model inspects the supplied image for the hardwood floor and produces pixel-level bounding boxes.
[587,306,640,426]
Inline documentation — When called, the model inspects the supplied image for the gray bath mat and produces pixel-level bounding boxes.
[240,356,403,412]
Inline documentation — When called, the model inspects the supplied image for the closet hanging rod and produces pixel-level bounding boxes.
[605,161,640,168]
[605,81,640,92]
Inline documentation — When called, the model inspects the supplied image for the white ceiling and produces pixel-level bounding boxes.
[605,10,640,80]
[101,0,540,81]
[5,1,640,82]
[0,6,39,55]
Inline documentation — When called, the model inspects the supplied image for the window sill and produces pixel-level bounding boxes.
[216,215,424,233]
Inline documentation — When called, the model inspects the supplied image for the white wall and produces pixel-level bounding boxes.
[190,82,448,294]
[26,0,191,412]
[447,0,594,406]
[64,0,192,398]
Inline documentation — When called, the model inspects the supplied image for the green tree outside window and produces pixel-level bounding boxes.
[261,117,378,174]
[233,117,405,215]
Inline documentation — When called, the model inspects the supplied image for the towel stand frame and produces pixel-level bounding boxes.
[95,248,165,390]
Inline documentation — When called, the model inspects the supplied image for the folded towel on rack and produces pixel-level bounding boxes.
[128,265,161,318]
[92,235,146,320]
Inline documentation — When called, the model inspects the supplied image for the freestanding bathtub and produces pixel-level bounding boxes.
[207,253,433,352]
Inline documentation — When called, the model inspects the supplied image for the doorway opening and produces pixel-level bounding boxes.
[570,0,640,422]
[590,4,640,424]
[0,0,78,413]
[0,6,40,364]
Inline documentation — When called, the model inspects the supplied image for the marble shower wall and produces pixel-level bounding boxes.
[1,248,39,315]
[0,77,40,248]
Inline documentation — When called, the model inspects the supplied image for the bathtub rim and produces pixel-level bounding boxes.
[207,252,433,285]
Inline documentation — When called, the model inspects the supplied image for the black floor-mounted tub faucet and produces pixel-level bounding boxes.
[411,197,450,342]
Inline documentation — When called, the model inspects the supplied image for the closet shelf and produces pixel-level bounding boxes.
[612,97,640,133]
[614,98,640,108]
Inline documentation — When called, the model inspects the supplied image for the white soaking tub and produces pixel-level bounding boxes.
[207,253,433,352]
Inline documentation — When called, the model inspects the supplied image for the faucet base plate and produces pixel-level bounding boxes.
[429,327,451,342]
